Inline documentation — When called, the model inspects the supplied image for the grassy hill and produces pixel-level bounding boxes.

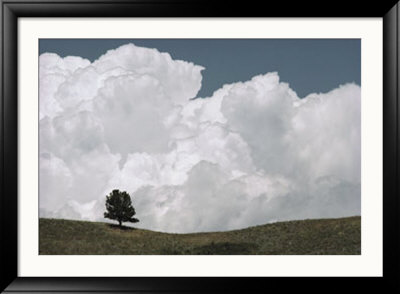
[39,216,361,255]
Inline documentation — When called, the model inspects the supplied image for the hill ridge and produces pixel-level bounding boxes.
[39,216,361,255]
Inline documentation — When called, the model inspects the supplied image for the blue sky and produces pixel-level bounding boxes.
[39,39,360,98]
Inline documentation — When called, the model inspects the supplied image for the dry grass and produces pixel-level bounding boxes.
[39,216,361,255]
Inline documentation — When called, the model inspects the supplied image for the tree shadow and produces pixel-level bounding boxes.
[107,224,137,231]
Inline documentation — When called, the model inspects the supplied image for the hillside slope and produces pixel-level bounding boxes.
[39,216,361,255]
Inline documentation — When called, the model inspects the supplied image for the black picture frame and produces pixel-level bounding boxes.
[1,0,399,293]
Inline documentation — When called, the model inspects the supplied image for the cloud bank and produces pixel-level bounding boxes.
[39,43,361,233]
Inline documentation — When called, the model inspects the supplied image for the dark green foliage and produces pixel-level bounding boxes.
[39,216,361,255]
[104,189,139,227]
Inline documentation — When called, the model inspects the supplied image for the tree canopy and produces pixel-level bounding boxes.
[104,189,139,227]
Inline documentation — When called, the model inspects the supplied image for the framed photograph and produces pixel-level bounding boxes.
[1,0,399,292]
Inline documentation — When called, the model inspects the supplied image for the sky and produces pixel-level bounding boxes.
[39,39,361,98]
[39,40,361,233]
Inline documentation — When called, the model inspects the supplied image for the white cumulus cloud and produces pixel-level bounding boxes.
[39,43,361,233]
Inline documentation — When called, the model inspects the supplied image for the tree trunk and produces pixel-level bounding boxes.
[118,220,122,227]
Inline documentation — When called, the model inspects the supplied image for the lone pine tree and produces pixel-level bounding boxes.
[104,189,139,228]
